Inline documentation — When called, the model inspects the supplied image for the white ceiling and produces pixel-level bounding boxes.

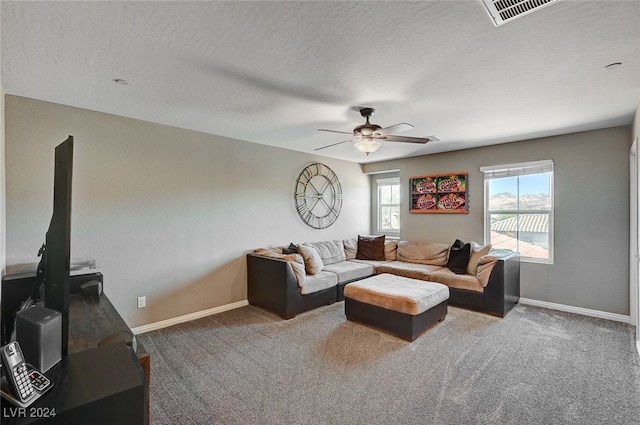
[2,1,639,164]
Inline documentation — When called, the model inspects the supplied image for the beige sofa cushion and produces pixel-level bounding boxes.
[476,255,499,287]
[344,273,449,315]
[376,261,443,281]
[253,248,302,263]
[396,240,449,266]
[300,270,338,295]
[322,261,374,283]
[289,261,306,288]
[297,244,324,275]
[429,268,484,292]
[384,240,398,261]
[307,240,346,265]
[343,238,358,260]
[349,259,391,271]
[467,242,492,275]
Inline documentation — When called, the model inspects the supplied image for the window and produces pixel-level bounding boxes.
[480,160,554,263]
[377,177,400,235]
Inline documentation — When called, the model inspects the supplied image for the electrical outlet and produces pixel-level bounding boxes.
[137,296,146,308]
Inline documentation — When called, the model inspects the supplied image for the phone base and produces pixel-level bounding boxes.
[0,377,38,408]
[0,363,54,408]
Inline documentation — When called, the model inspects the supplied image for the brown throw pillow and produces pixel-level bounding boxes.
[356,235,386,261]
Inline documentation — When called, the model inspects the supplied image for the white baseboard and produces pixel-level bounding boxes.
[637,340,640,359]
[131,300,249,335]
[519,298,631,324]
[130,298,633,336]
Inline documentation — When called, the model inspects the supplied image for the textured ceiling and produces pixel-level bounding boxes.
[2,1,639,164]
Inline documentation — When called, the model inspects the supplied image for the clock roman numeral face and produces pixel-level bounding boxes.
[294,163,342,229]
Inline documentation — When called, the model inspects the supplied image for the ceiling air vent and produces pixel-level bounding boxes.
[481,0,561,26]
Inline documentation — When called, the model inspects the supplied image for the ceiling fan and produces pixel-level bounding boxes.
[316,107,438,155]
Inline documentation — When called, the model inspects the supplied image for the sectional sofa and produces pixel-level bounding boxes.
[247,237,520,320]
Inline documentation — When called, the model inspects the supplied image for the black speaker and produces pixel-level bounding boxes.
[16,306,62,372]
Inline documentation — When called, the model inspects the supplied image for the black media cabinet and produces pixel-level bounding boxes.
[1,342,146,425]
[1,269,149,425]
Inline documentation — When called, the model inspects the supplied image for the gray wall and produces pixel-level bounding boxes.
[363,127,632,315]
[4,95,371,327]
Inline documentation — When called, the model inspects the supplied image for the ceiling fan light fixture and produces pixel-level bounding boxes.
[315,107,430,154]
[354,138,382,155]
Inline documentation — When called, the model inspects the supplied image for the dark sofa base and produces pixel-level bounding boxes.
[247,250,520,320]
[345,297,448,341]
[337,280,358,302]
[247,253,337,319]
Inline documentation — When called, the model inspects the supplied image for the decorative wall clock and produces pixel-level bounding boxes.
[295,163,342,229]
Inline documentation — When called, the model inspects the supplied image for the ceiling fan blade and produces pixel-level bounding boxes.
[314,140,351,151]
[378,134,432,144]
[317,129,354,135]
[379,123,413,134]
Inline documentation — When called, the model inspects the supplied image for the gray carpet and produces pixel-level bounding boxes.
[137,303,640,425]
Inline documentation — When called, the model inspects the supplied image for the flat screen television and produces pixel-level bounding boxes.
[33,135,74,356]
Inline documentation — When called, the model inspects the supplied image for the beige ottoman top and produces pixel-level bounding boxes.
[344,273,450,315]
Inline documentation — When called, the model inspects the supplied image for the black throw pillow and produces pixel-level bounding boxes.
[447,239,471,274]
[282,243,299,255]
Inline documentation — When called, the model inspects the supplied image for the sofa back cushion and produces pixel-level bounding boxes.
[396,240,449,266]
[306,240,346,265]
[343,238,358,260]
[384,240,398,261]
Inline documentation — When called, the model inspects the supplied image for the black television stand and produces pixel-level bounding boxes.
[1,266,150,425]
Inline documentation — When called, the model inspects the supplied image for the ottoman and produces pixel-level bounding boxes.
[344,273,449,341]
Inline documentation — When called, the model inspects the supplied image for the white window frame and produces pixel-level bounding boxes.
[376,176,400,236]
[480,160,554,264]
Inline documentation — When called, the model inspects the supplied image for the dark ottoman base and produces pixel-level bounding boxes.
[345,297,447,342]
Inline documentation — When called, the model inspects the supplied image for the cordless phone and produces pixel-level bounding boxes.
[1,342,36,403]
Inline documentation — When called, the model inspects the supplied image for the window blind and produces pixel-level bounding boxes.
[480,159,553,179]
[377,177,400,186]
